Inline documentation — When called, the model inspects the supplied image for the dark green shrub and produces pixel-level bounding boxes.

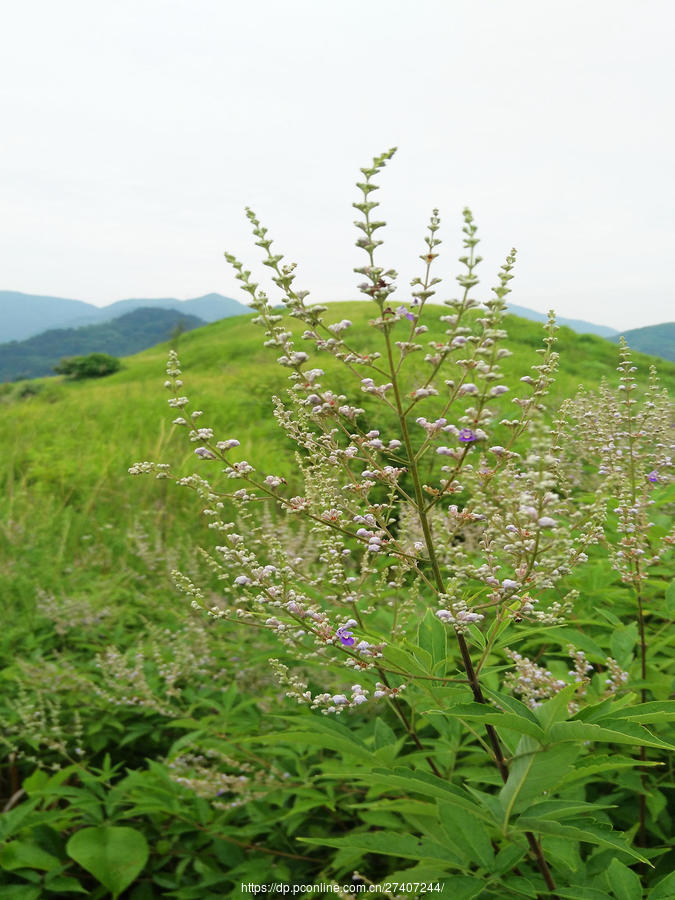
[54,353,121,380]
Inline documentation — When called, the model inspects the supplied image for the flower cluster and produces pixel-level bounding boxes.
[133,152,672,819]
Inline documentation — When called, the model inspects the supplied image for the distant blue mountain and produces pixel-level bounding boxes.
[0,289,620,343]
[0,307,206,382]
[610,322,675,362]
[506,304,617,338]
[0,291,98,342]
[0,291,249,342]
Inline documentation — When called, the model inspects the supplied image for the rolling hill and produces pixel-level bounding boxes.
[611,322,675,361]
[2,301,672,498]
[1,299,673,615]
[0,307,205,382]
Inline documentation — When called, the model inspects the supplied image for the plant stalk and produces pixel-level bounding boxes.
[383,330,558,896]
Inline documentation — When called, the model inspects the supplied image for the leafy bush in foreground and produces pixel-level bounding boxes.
[127,149,673,896]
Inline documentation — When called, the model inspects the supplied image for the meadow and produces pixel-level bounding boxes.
[1,177,674,898]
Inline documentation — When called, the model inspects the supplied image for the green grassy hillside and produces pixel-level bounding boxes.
[1,301,673,613]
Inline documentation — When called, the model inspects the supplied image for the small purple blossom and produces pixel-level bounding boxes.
[396,305,416,322]
[458,428,477,443]
[336,627,356,647]
[647,470,659,483]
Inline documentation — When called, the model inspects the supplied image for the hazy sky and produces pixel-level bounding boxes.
[2,0,673,330]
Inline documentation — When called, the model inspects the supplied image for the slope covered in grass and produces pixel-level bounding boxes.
[1,300,673,613]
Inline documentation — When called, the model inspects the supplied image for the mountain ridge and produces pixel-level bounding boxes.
[0,307,206,382]
[0,291,249,342]
[506,304,617,337]
[610,322,675,362]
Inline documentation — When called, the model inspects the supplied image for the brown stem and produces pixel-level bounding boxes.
[636,574,648,849]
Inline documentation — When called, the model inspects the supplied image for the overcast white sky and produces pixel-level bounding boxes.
[1,0,673,330]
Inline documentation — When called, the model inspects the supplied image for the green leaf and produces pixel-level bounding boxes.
[555,889,613,900]
[0,887,43,900]
[665,579,675,618]
[534,684,578,730]
[649,871,675,899]
[386,867,484,900]
[558,754,663,789]
[66,826,149,898]
[366,768,492,821]
[0,840,61,872]
[493,843,527,875]
[438,802,494,868]
[21,770,49,795]
[382,643,433,676]
[44,874,89,894]
[249,731,373,763]
[550,627,606,659]
[601,701,675,724]
[515,818,649,865]
[483,689,542,726]
[550,719,675,751]
[606,858,642,900]
[297,830,463,865]
[499,736,579,821]
[521,799,614,821]
[430,701,545,740]
[373,718,397,749]
[417,608,447,668]
[610,623,638,667]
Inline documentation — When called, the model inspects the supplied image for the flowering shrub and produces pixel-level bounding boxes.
[131,150,674,894]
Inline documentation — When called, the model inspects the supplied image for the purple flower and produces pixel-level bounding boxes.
[336,627,355,647]
[396,305,415,322]
[647,470,659,483]
[458,428,477,443]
